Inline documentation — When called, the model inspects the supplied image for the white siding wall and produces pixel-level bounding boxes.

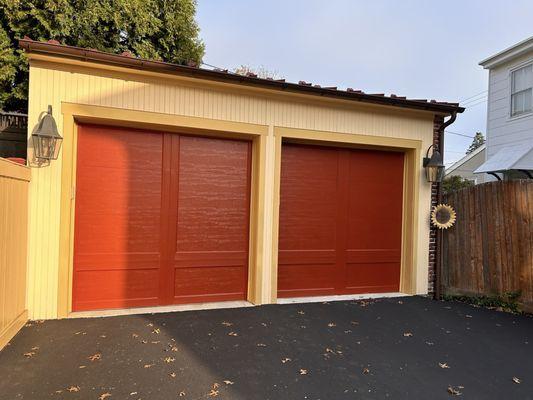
[486,51,533,158]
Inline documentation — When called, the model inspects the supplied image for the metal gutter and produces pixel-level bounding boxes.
[19,38,465,115]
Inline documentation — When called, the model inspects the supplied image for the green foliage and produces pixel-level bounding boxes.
[442,175,474,194]
[0,0,205,112]
[443,291,523,314]
[466,132,485,154]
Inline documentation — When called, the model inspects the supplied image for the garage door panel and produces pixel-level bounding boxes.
[73,269,160,311]
[278,143,404,298]
[345,262,401,292]
[278,264,337,294]
[174,266,247,301]
[74,125,251,311]
[176,136,250,253]
[278,144,338,250]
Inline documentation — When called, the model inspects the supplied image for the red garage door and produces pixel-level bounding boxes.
[73,125,251,311]
[278,143,404,298]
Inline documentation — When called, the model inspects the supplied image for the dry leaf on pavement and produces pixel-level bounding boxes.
[223,380,234,385]
[447,386,462,396]
[362,367,370,374]
[512,377,521,384]
[281,358,291,363]
[403,332,413,337]
[439,363,450,369]
[228,332,238,337]
[88,353,101,361]
[99,393,112,400]
[299,369,308,375]
[67,386,80,392]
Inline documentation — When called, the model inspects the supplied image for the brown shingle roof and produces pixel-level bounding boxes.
[19,38,464,115]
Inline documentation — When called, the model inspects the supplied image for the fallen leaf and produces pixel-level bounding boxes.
[256,343,267,347]
[170,346,178,352]
[350,321,359,325]
[170,372,176,378]
[130,392,138,396]
[261,322,267,327]
[223,380,234,385]
[179,391,186,397]
[299,369,308,375]
[100,335,107,338]
[141,340,148,344]
[281,358,292,363]
[132,333,139,338]
[88,353,101,361]
[67,386,80,392]
[362,367,370,374]
[228,331,238,337]
[147,323,154,327]
[99,393,112,400]
[79,365,86,369]
[23,351,36,358]
[208,389,219,397]
[328,322,336,327]
[439,362,450,369]
[31,346,39,351]
[297,311,305,315]
[143,363,155,368]
[164,357,175,363]
[403,332,413,337]
[151,341,161,344]
[512,377,521,384]
[152,328,160,334]
[447,386,462,396]
[222,321,233,327]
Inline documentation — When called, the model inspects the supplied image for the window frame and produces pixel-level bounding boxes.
[510,62,533,118]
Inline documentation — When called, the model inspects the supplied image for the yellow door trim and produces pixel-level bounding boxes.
[271,126,422,301]
[58,102,269,318]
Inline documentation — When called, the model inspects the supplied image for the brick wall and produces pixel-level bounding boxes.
[428,115,444,294]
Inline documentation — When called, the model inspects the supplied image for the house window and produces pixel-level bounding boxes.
[511,64,533,116]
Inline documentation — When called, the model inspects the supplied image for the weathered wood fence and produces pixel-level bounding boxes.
[442,180,533,311]
[0,158,30,350]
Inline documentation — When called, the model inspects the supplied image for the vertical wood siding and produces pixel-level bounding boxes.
[0,158,30,348]
[27,61,435,319]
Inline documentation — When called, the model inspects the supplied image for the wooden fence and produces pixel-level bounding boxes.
[0,158,30,350]
[442,180,533,311]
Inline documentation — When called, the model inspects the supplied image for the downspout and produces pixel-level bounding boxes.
[434,111,457,300]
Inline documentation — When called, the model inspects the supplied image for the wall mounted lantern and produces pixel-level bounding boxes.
[32,105,63,161]
[423,144,445,183]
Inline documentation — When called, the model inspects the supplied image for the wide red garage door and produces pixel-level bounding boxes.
[73,125,251,311]
[278,143,404,298]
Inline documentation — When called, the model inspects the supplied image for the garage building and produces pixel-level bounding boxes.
[20,39,463,319]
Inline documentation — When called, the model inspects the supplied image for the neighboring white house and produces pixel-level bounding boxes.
[445,144,486,183]
[476,36,533,180]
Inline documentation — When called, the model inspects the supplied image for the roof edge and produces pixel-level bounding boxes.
[479,36,533,69]
[445,144,486,175]
[20,38,464,115]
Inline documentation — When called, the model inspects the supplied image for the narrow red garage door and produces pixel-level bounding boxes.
[73,125,251,311]
[278,143,404,298]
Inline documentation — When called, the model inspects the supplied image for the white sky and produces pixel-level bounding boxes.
[196,0,533,165]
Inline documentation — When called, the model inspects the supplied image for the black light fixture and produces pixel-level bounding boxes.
[32,105,63,161]
[423,144,445,183]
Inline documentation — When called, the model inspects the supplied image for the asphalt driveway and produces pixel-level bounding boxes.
[1,296,532,399]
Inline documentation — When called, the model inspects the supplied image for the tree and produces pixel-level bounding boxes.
[234,64,283,80]
[442,175,474,194]
[0,0,205,112]
[466,132,485,154]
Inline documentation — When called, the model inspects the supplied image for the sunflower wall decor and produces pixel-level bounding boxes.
[431,204,457,229]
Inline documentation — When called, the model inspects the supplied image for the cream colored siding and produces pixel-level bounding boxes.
[27,59,435,319]
[0,159,29,348]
